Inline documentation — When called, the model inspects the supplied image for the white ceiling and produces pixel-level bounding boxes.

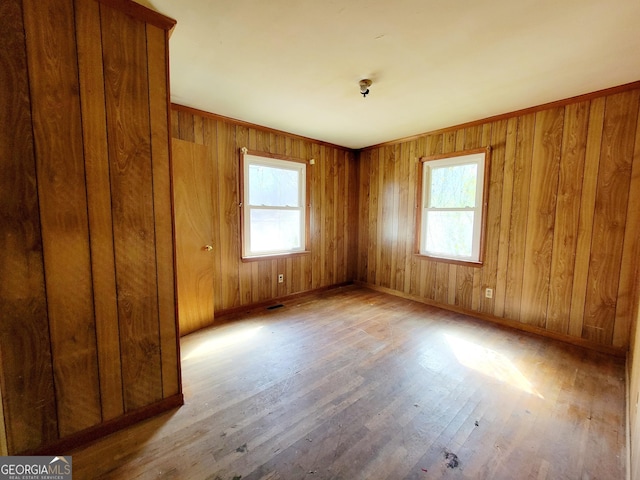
[138,0,640,149]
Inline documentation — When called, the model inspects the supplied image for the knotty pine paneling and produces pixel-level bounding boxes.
[171,107,358,315]
[0,0,180,455]
[358,87,640,350]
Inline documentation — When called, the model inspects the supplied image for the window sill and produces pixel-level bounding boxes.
[413,253,483,268]
[241,250,310,263]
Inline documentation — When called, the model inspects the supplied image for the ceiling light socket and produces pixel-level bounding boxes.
[359,79,372,97]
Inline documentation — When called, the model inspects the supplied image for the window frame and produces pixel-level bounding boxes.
[415,147,491,266]
[239,148,310,261]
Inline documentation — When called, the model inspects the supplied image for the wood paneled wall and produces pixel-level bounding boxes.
[171,107,359,314]
[629,274,640,480]
[0,0,181,454]
[357,87,640,351]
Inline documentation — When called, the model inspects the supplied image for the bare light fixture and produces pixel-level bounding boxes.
[359,79,372,98]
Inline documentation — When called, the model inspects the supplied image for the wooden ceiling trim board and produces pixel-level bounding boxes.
[97,0,176,31]
[172,103,356,153]
[363,80,640,151]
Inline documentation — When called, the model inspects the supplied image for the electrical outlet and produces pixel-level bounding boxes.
[485,288,493,299]
[278,274,284,283]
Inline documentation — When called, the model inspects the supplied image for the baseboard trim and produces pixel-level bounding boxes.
[24,393,184,456]
[357,281,627,358]
[183,282,355,334]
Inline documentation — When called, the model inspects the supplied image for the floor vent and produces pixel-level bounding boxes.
[267,304,284,310]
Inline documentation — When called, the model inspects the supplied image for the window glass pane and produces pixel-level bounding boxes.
[249,165,300,207]
[250,209,301,253]
[429,163,477,208]
[425,211,474,258]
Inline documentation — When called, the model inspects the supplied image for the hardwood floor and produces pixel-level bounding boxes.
[70,286,626,479]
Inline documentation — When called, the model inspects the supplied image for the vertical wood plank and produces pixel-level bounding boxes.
[336,150,346,284]
[406,139,420,296]
[0,0,57,453]
[290,139,304,292]
[331,148,339,285]
[171,109,179,139]
[101,5,163,410]
[276,258,286,297]
[613,101,640,348]
[323,148,336,286]
[217,121,241,307]
[347,150,360,283]
[480,120,507,315]
[380,145,396,289]
[311,143,322,289]
[493,117,518,317]
[546,101,589,334]
[474,123,493,311]
[504,114,535,321]
[147,24,180,398]
[358,150,371,282]
[193,115,205,144]
[583,91,640,344]
[388,145,401,290]
[302,141,314,292]
[24,0,102,436]
[368,149,381,285]
[520,107,564,327]
[332,149,340,284]
[396,142,410,292]
[75,0,124,419]
[569,98,605,337]
[235,126,253,305]
[258,263,273,301]
[178,110,195,142]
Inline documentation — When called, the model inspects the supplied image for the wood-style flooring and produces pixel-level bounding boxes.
[70,286,626,479]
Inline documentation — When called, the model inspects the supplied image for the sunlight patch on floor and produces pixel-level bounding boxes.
[444,333,544,398]
[183,325,264,361]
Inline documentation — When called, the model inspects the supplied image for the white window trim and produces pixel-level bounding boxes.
[417,148,490,265]
[240,149,308,260]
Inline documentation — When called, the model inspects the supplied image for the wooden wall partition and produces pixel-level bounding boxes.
[0,0,181,455]
[629,275,640,480]
[171,106,359,316]
[358,86,640,352]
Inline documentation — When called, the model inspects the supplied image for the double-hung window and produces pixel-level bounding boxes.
[416,148,490,265]
[240,149,308,259]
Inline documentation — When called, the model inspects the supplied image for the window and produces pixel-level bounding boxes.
[416,148,490,265]
[240,149,308,259]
